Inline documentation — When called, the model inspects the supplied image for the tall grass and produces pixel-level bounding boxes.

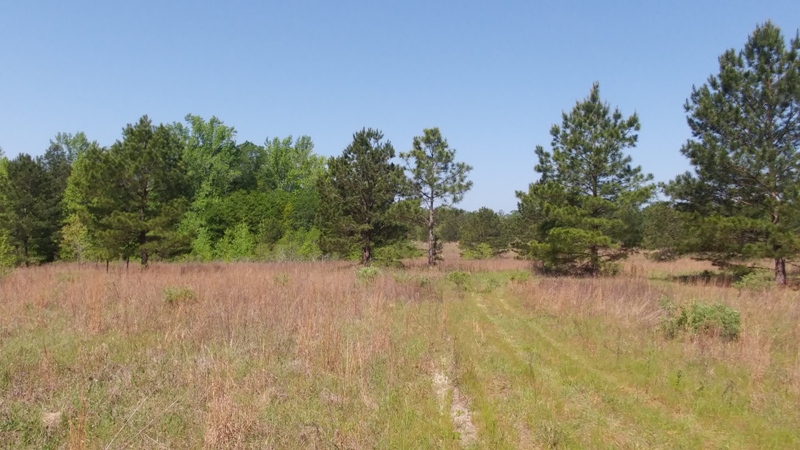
[1,249,799,448]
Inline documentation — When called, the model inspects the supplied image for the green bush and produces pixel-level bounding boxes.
[446,271,471,289]
[461,243,494,260]
[356,266,381,284]
[215,223,255,261]
[732,271,774,291]
[660,297,741,340]
[163,286,196,304]
[509,269,531,283]
[270,227,323,261]
[373,241,423,265]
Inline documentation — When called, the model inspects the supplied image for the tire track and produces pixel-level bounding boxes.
[488,293,741,449]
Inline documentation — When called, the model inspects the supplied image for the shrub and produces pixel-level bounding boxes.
[356,266,381,284]
[270,227,323,261]
[215,223,255,261]
[163,286,196,304]
[732,271,774,291]
[373,241,423,265]
[446,271,471,290]
[509,269,531,283]
[461,243,494,260]
[660,297,741,340]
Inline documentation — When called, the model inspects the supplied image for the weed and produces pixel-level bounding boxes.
[509,269,531,283]
[356,266,381,284]
[479,277,504,293]
[661,298,741,340]
[446,271,471,290]
[273,273,290,285]
[162,286,196,304]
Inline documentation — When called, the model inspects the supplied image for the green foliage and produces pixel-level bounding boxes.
[215,222,255,261]
[260,136,325,192]
[74,116,189,265]
[435,206,467,243]
[517,83,654,275]
[660,297,741,340]
[0,230,15,274]
[665,22,800,285]
[174,114,241,202]
[446,270,471,289]
[269,227,323,261]
[372,240,422,266]
[0,147,69,265]
[732,271,775,291]
[50,131,92,164]
[163,286,196,304]
[401,128,473,266]
[189,227,215,262]
[459,207,509,258]
[642,202,686,261]
[356,266,381,284]
[461,242,494,260]
[317,128,407,265]
[58,214,92,262]
[508,269,531,283]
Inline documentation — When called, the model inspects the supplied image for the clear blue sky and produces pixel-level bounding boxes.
[1,1,798,212]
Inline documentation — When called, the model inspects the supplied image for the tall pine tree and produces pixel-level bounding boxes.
[317,128,406,264]
[401,128,472,266]
[666,22,800,285]
[77,116,189,265]
[517,83,653,275]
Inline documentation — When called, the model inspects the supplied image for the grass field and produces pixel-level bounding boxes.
[1,247,799,449]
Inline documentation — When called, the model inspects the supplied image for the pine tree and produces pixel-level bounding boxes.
[517,83,654,275]
[77,116,189,265]
[666,22,800,285]
[401,128,472,266]
[0,151,67,265]
[317,128,406,265]
[459,207,509,259]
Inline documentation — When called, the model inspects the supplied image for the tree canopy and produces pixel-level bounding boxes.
[517,83,654,275]
[666,21,800,284]
[317,128,407,265]
[401,128,473,266]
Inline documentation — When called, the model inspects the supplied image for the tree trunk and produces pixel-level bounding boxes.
[427,197,435,266]
[139,230,148,266]
[362,232,371,265]
[775,257,787,286]
[590,245,599,277]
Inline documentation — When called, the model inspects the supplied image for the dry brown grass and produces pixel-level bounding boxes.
[0,260,444,447]
[2,246,799,447]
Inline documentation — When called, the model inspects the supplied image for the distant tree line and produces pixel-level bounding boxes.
[0,118,472,268]
[1,22,798,285]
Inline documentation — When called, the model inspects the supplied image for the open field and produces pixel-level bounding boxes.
[1,250,800,449]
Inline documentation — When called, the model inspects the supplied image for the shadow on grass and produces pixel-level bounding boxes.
[667,270,736,287]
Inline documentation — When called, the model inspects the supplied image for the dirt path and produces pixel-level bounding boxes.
[433,356,478,448]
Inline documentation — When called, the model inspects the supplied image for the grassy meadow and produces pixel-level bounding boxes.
[1,246,799,449]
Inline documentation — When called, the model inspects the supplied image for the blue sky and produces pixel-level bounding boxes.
[1,1,798,212]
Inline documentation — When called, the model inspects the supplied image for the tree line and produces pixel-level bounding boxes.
[1,22,798,285]
[0,117,473,269]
